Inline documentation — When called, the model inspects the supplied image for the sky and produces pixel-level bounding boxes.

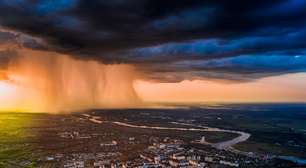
[136,73,306,103]
[0,0,306,111]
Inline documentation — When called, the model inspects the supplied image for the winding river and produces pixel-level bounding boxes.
[82,114,251,150]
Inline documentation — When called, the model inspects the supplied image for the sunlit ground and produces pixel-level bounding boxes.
[0,113,37,167]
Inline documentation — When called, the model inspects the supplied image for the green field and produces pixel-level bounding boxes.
[0,113,37,168]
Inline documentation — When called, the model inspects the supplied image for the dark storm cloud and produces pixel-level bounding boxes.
[0,31,16,70]
[0,31,16,44]
[0,29,46,70]
[0,0,306,81]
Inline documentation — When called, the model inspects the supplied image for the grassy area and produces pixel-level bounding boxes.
[0,113,38,167]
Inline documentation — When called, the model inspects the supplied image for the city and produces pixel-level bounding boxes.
[1,1,306,168]
[2,105,305,168]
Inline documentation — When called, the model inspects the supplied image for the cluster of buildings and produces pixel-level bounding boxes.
[37,133,300,168]
[40,152,124,168]
[58,131,91,139]
[134,138,253,168]
[34,115,299,168]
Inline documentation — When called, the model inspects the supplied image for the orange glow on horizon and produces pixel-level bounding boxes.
[1,48,306,113]
[1,69,306,113]
[135,73,306,103]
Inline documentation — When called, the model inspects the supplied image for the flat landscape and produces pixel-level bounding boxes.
[0,103,306,167]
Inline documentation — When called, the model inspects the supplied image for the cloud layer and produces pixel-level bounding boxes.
[1,0,306,81]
